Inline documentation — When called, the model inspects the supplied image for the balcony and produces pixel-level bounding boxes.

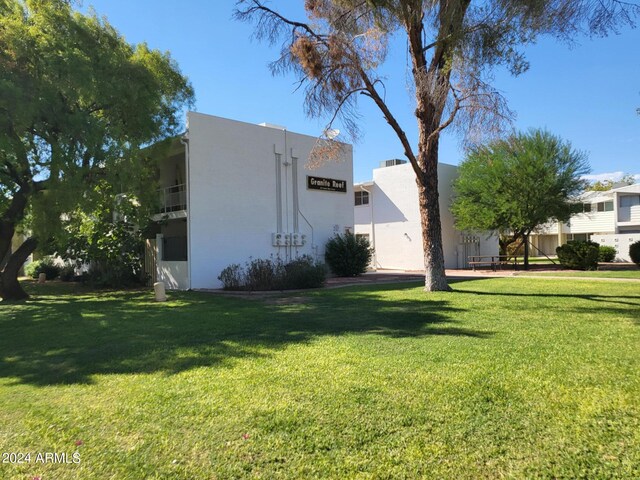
[153,184,187,221]
[159,184,186,212]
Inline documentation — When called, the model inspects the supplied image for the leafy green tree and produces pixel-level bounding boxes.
[587,174,636,191]
[235,0,637,291]
[0,0,194,300]
[60,181,151,287]
[451,129,589,269]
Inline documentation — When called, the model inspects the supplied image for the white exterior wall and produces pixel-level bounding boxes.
[158,261,189,289]
[186,113,353,289]
[534,221,559,235]
[355,162,498,270]
[590,233,639,262]
[568,211,615,234]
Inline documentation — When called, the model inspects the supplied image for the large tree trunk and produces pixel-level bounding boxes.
[0,186,36,301]
[417,175,451,291]
[0,236,38,301]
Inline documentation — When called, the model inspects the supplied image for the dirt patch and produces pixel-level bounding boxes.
[263,296,311,305]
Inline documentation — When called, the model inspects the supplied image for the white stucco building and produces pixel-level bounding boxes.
[149,112,354,289]
[530,183,640,261]
[354,160,498,271]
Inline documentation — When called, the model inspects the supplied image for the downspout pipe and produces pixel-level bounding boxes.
[180,133,191,290]
[360,185,376,269]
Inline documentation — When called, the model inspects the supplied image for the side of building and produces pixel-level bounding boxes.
[151,112,354,289]
[530,184,640,261]
[354,160,498,271]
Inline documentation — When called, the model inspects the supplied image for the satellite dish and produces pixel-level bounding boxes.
[325,128,340,140]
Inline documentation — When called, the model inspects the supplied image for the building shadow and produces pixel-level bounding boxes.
[0,283,491,386]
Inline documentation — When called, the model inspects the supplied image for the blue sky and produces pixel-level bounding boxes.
[83,1,639,184]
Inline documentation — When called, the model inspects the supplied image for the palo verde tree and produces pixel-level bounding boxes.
[235,0,638,291]
[0,0,194,300]
[451,129,590,269]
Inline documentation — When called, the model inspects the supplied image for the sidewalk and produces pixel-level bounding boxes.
[324,268,512,289]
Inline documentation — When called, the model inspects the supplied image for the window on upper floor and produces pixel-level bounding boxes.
[355,190,369,206]
[619,195,640,208]
[596,201,614,212]
[572,202,591,214]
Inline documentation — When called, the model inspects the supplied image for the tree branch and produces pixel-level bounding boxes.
[357,67,420,177]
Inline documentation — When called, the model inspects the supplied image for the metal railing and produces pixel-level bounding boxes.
[158,184,186,213]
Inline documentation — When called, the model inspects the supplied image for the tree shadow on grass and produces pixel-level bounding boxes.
[0,283,492,386]
[456,289,640,324]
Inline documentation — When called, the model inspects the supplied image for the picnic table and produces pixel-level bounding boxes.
[467,255,518,271]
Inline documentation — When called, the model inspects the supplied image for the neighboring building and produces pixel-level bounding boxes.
[530,183,640,261]
[354,160,498,271]
[150,112,354,289]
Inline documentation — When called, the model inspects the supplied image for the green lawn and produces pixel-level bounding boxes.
[518,270,640,279]
[1,279,639,479]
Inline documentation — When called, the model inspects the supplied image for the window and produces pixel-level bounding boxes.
[572,202,591,214]
[568,233,588,242]
[355,190,369,206]
[596,201,614,212]
[163,236,188,261]
[620,195,640,208]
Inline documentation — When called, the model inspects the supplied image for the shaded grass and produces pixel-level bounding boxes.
[1,278,639,479]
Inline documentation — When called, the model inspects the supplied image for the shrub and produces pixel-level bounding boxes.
[59,264,77,282]
[598,245,617,263]
[25,257,61,280]
[218,264,244,290]
[281,255,326,289]
[245,258,282,291]
[82,261,145,288]
[324,232,373,277]
[218,255,327,291]
[630,240,640,267]
[556,240,599,270]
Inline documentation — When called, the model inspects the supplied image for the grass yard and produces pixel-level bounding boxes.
[518,270,640,280]
[1,278,639,479]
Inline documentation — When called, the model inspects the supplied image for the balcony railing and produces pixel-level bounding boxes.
[158,184,186,213]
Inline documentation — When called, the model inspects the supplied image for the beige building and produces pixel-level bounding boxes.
[530,183,640,261]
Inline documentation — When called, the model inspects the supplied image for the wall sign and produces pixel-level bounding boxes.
[307,176,347,193]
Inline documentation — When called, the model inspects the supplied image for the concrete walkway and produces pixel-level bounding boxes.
[199,267,639,295]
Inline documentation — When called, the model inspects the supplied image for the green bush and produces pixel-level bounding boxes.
[281,256,326,289]
[218,255,326,291]
[83,262,145,288]
[218,264,244,290]
[245,258,282,291]
[324,233,373,277]
[59,264,77,282]
[630,240,640,267]
[25,257,61,280]
[598,245,617,263]
[556,240,600,270]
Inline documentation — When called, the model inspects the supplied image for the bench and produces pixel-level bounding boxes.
[468,256,517,271]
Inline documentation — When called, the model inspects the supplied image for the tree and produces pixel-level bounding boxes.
[587,174,636,191]
[235,0,637,291]
[451,129,589,269]
[0,0,194,300]
[59,181,151,287]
